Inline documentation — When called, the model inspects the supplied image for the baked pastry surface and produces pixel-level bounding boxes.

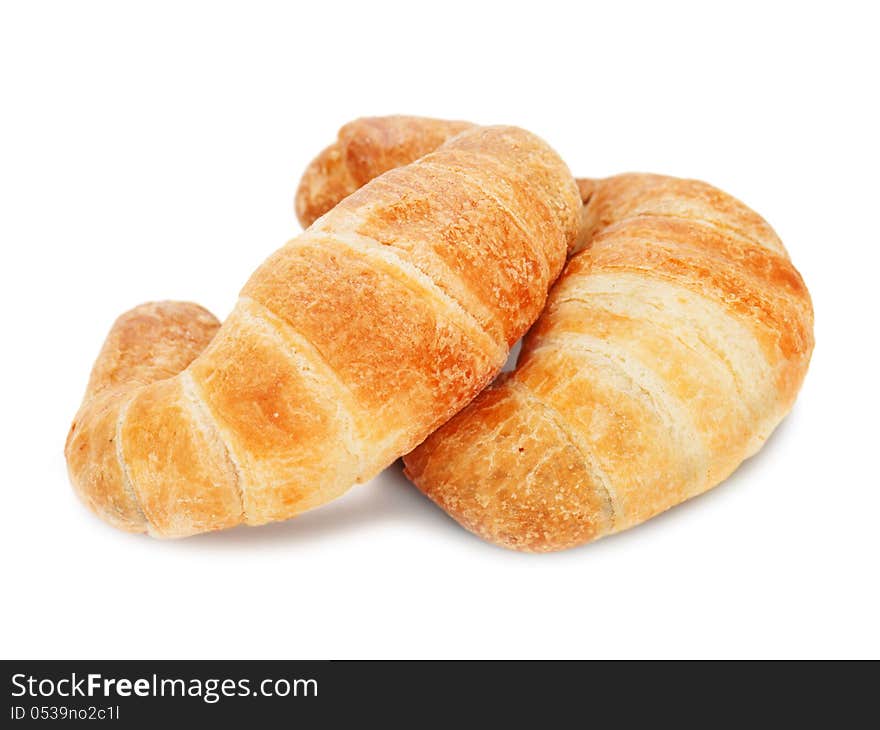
[66,126,581,537]
[404,174,814,551]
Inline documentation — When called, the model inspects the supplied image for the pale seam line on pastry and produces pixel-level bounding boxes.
[594,217,794,292]
[555,270,775,417]
[318,152,560,337]
[592,264,786,394]
[527,333,710,489]
[333,233,507,367]
[544,332,704,457]
[506,379,621,528]
[454,145,570,208]
[563,290,757,420]
[644,228,811,348]
[112,389,148,528]
[547,295,755,473]
[312,215,507,347]
[551,289,755,425]
[584,262,782,361]
[416,158,557,280]
[440,147,574,243]
[584,186,786,255]
[318,140,568,332]
[421,156,556,275]
[236,295,366,483]
[547,292,752,424]
[179,370,246,525]
[616,208,785,253]
[531,332,711,498]
[246,236,476,462]
[285,231,507,368]
[583,205,785,258]
[564,272,783,460]
[244,235,504,469]
[472,149,581,240]
[598,212,782,263]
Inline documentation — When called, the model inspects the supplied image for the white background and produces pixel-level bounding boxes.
[1,1,877,659]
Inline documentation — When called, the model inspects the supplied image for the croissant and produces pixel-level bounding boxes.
[295,116,474,227]
[403,174,814,551]
[65,126,582,537]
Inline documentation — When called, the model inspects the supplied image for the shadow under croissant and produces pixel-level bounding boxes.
[166,404,801,553]
[171,461,455,549]
[581,405,801,556]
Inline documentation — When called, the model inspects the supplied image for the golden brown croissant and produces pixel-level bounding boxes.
[404,174,814,551]
[65,126,581,537]
[295,116,474,228]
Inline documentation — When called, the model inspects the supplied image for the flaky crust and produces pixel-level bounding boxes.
[65,302,224,533]
[66,126,581,537]
[404,174,814,552]
[294,116,474,228]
